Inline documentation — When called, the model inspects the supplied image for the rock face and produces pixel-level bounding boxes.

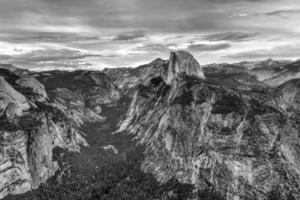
[0,77,30,118]
[16,77,48,102]
[119,52,300,200]
[0,69,87,199]
[164,51,205,84]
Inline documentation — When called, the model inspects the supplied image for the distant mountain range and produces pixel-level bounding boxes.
[0,51,299,200]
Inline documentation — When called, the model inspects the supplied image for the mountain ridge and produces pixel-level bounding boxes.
[0,51,299,200]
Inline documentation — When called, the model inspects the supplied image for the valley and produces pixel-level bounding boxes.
[0,51,299,200]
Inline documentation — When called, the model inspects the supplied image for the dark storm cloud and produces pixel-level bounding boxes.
[202,32,258,42]
[188,43,231,51]
[113,30,146,41]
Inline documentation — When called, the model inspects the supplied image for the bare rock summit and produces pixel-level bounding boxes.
[164,51,205,84]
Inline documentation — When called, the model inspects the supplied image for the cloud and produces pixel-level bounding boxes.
[263,9,300,18]
[12,49,103,62]
[234,9,300,19]
[135,44,171,52]
[188,43,231,51]
[113,30,146,41]
[0,32,100,44]
[202,32,258,42]
[208,0,268,2]
[0,48,104,70]
[225,44,300,60]
[0,0,299,68]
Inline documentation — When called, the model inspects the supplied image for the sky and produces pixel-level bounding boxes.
[0,0,300,71]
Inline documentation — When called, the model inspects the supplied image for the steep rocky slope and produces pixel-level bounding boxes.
[118,51,300,200]
[0,68,87,199]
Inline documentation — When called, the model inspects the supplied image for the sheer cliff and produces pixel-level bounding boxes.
[0,68,87,199]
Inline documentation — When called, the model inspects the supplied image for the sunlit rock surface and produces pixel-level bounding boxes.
[0,77,30,119]
[119,53,300,200]
[0,69,87,199]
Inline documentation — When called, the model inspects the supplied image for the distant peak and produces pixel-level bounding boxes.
[150,58,166,64]
[165,51,205,84]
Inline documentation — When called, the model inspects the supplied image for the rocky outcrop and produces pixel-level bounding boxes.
[16,77,48,102]
[0,70,87,199]
[164,51,205,84]
[0,77,30,119]
[118,52,300,200]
